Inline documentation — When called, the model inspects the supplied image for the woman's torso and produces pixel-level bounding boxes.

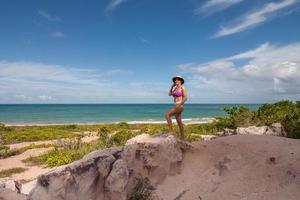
[172,85,184,105]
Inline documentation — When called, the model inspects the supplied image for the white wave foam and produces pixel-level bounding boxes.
[126,118,216,124]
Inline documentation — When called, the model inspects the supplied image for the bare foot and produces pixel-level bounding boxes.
[167,133,175,139]
[167,131,175,135]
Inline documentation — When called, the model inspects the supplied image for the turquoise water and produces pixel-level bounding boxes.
[0,104,261,125]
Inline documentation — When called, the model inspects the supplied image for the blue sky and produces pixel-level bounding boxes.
[0,0,300,103]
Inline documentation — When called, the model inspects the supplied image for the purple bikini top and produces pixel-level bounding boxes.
[172,86,183,97]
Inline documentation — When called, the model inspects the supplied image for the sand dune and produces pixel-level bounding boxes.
[156,135,300,200]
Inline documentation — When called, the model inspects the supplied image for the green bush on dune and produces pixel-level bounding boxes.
[218,100,300,138]
[0,122,5,129]
[118,122,130,129]
[98,125,111,144]
[216,106,258,129]
[184,122,219,141]
[257,100,300,138]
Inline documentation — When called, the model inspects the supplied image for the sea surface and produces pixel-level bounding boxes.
[0,104,261,125]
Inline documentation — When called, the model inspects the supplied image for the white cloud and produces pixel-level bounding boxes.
[214,0,297,38]
[0,61,170,103]
[195,0,244,15]
[38,95,54,101]
[178,42,300,102]
[15,94,33,101]
[38,10,61,22]
[51,31,65,38]
[106,0,128,12]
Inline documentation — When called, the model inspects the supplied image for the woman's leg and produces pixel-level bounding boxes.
[165,108,175,135]
[165,106,183,136]
[175,112,185,140]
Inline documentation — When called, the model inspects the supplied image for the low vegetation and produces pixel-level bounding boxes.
[23,137,106,167]
[0,167,27,178]
[0,125,82,144]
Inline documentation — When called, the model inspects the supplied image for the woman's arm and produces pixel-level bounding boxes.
[180,86,188,105]
[169,84,176,96]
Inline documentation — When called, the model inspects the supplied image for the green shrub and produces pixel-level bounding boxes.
[98,126,111,143]
[257,100,300,138]
[65,124,77,130]
[0,122,5,129]
[186,133,202,142]
[0,123,13,132]
[118,122,130,129]
[221,106,258,128]
[185,123,218,135]
[223,106,238,115]
[139,124,168,135]
[109,129,134,146]
[24,138,106,167]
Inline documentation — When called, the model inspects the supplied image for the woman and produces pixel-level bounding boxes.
[165,76,188,140]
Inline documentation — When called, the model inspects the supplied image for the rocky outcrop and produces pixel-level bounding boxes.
[104,159,129,200]
[28,134,191,200]
[0,178,27,200]
[218,123,287,137]
[29,147,123,200]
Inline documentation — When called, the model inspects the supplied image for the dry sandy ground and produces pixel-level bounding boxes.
[0,148,53,181]
[155,135,300,200]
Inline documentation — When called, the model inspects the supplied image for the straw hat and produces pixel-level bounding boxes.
[172,76,184,84]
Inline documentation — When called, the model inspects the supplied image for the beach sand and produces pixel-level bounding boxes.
[3,117,216,126]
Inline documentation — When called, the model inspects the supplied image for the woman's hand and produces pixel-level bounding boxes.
[171,83,176,89]
[169,83,176,96]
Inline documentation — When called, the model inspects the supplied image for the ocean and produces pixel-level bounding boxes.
[0,104,261,125]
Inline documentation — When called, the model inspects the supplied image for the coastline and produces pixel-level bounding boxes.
[3,117,216,127]
[1,103,262,127]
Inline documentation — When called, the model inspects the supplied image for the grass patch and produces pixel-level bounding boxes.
[0,126,81,144]
[0,144,53,159]
[23,137,106,167]
[0,167,27,178]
